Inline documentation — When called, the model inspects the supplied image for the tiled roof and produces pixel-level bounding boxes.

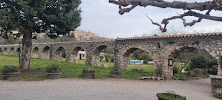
[117,33,222,41]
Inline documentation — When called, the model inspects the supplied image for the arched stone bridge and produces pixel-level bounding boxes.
[1,33,222,79]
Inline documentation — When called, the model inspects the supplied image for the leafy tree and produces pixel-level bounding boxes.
[138,53,152,61]
[190,56,208,69]
[207,59,218,69]
[129,53,135,60]
[187,56,218,75]
[103,53,114,62]
[0,0,81,69]
[4,34,15,44]
[109,0,222,32]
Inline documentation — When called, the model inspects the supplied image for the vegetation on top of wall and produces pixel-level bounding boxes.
[3,34,15,45]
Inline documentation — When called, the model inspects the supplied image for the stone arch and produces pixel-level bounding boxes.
[166,46,219,78]
[122,47,153,69]
[3,47,8,54]
[73,47,85,59]
[0,48,2,54]
[16,48,21,56]
[120,45,154,58]
[42,46,50,59]
[32,47,39,58]
[65,46,86,63]
[114,45,155,70]
[86,45,108,66]
[9,47,15,56]
[54,46,67,61]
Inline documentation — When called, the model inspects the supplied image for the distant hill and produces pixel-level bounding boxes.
[0,29,113,45]
[70,29,113,41]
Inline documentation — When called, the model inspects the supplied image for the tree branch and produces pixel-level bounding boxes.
[119,4,138,15]
[180,9,212,27]
[146,15,167,32]
[110,0,222,32]
[109,0,222,13]
[147,10,222,32]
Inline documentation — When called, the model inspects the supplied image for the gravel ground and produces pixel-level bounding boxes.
[0,78,219,100]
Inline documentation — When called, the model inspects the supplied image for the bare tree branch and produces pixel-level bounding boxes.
[147,10,220,32]
[146,15,167,32]
[109,0,222,32]
[180,9,212,27]
[109,0,222,12]
[119,4,138,15]
[162,10,222,25]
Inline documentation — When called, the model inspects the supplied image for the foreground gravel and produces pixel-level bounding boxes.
[0,78,219,100]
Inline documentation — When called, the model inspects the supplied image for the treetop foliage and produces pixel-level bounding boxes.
[0,0,81,39]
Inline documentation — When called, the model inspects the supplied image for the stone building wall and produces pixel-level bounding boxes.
[0,33,222,79]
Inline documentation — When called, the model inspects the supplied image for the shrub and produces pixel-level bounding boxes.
[189,56,218,75]
[188,70,197,77]
[157,91,186,100]
[143,60,148,64]
[190,56,208,69]
[46,64,61,72]
[138,53,153,61]
[2,65,19,73]
[207,59,218,68]
[99,56,104,61]
[184,62,191,71]
[104,53,114,62]
[193,68,206,76]
[208,66,218,75]
[174,73,186,80]
[129,53,135,60]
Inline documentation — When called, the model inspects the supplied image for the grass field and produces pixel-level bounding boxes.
[0,54,153,80]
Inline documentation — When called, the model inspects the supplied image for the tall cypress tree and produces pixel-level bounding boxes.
[0,0,81,69]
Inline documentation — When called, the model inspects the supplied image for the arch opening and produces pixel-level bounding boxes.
[169,46,218,79]
[122,48,154,70]
[54,47,66,61]
[0,48,2,54]
[9,47,15,56]
[32,47,39,58]
[16,48,21,56]
[42,46,50,59]
[3,48,7,54]
[88,45,111,66]
[71,47,86,61]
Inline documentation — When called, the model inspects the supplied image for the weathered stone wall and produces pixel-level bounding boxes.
[0,33,222,79]
[0,41,115,66]
[115,33,222,79]
[211,76,222,99]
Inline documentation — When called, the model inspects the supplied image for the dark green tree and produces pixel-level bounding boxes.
[138,53,152,61]
[0,0,81,69]
[190,56,208,69]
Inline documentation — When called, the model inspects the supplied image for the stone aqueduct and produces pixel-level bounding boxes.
[1,33,222,79]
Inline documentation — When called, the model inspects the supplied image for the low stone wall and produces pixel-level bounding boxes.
[211,75,222,99]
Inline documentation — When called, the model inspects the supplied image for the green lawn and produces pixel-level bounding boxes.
[0,54,153,80]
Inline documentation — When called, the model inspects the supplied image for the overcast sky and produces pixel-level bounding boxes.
[78,0,222,38]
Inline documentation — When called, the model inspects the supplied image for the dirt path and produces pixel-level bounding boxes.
[0,78,219,100]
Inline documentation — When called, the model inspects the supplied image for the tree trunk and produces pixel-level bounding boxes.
[19,32,32,69]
